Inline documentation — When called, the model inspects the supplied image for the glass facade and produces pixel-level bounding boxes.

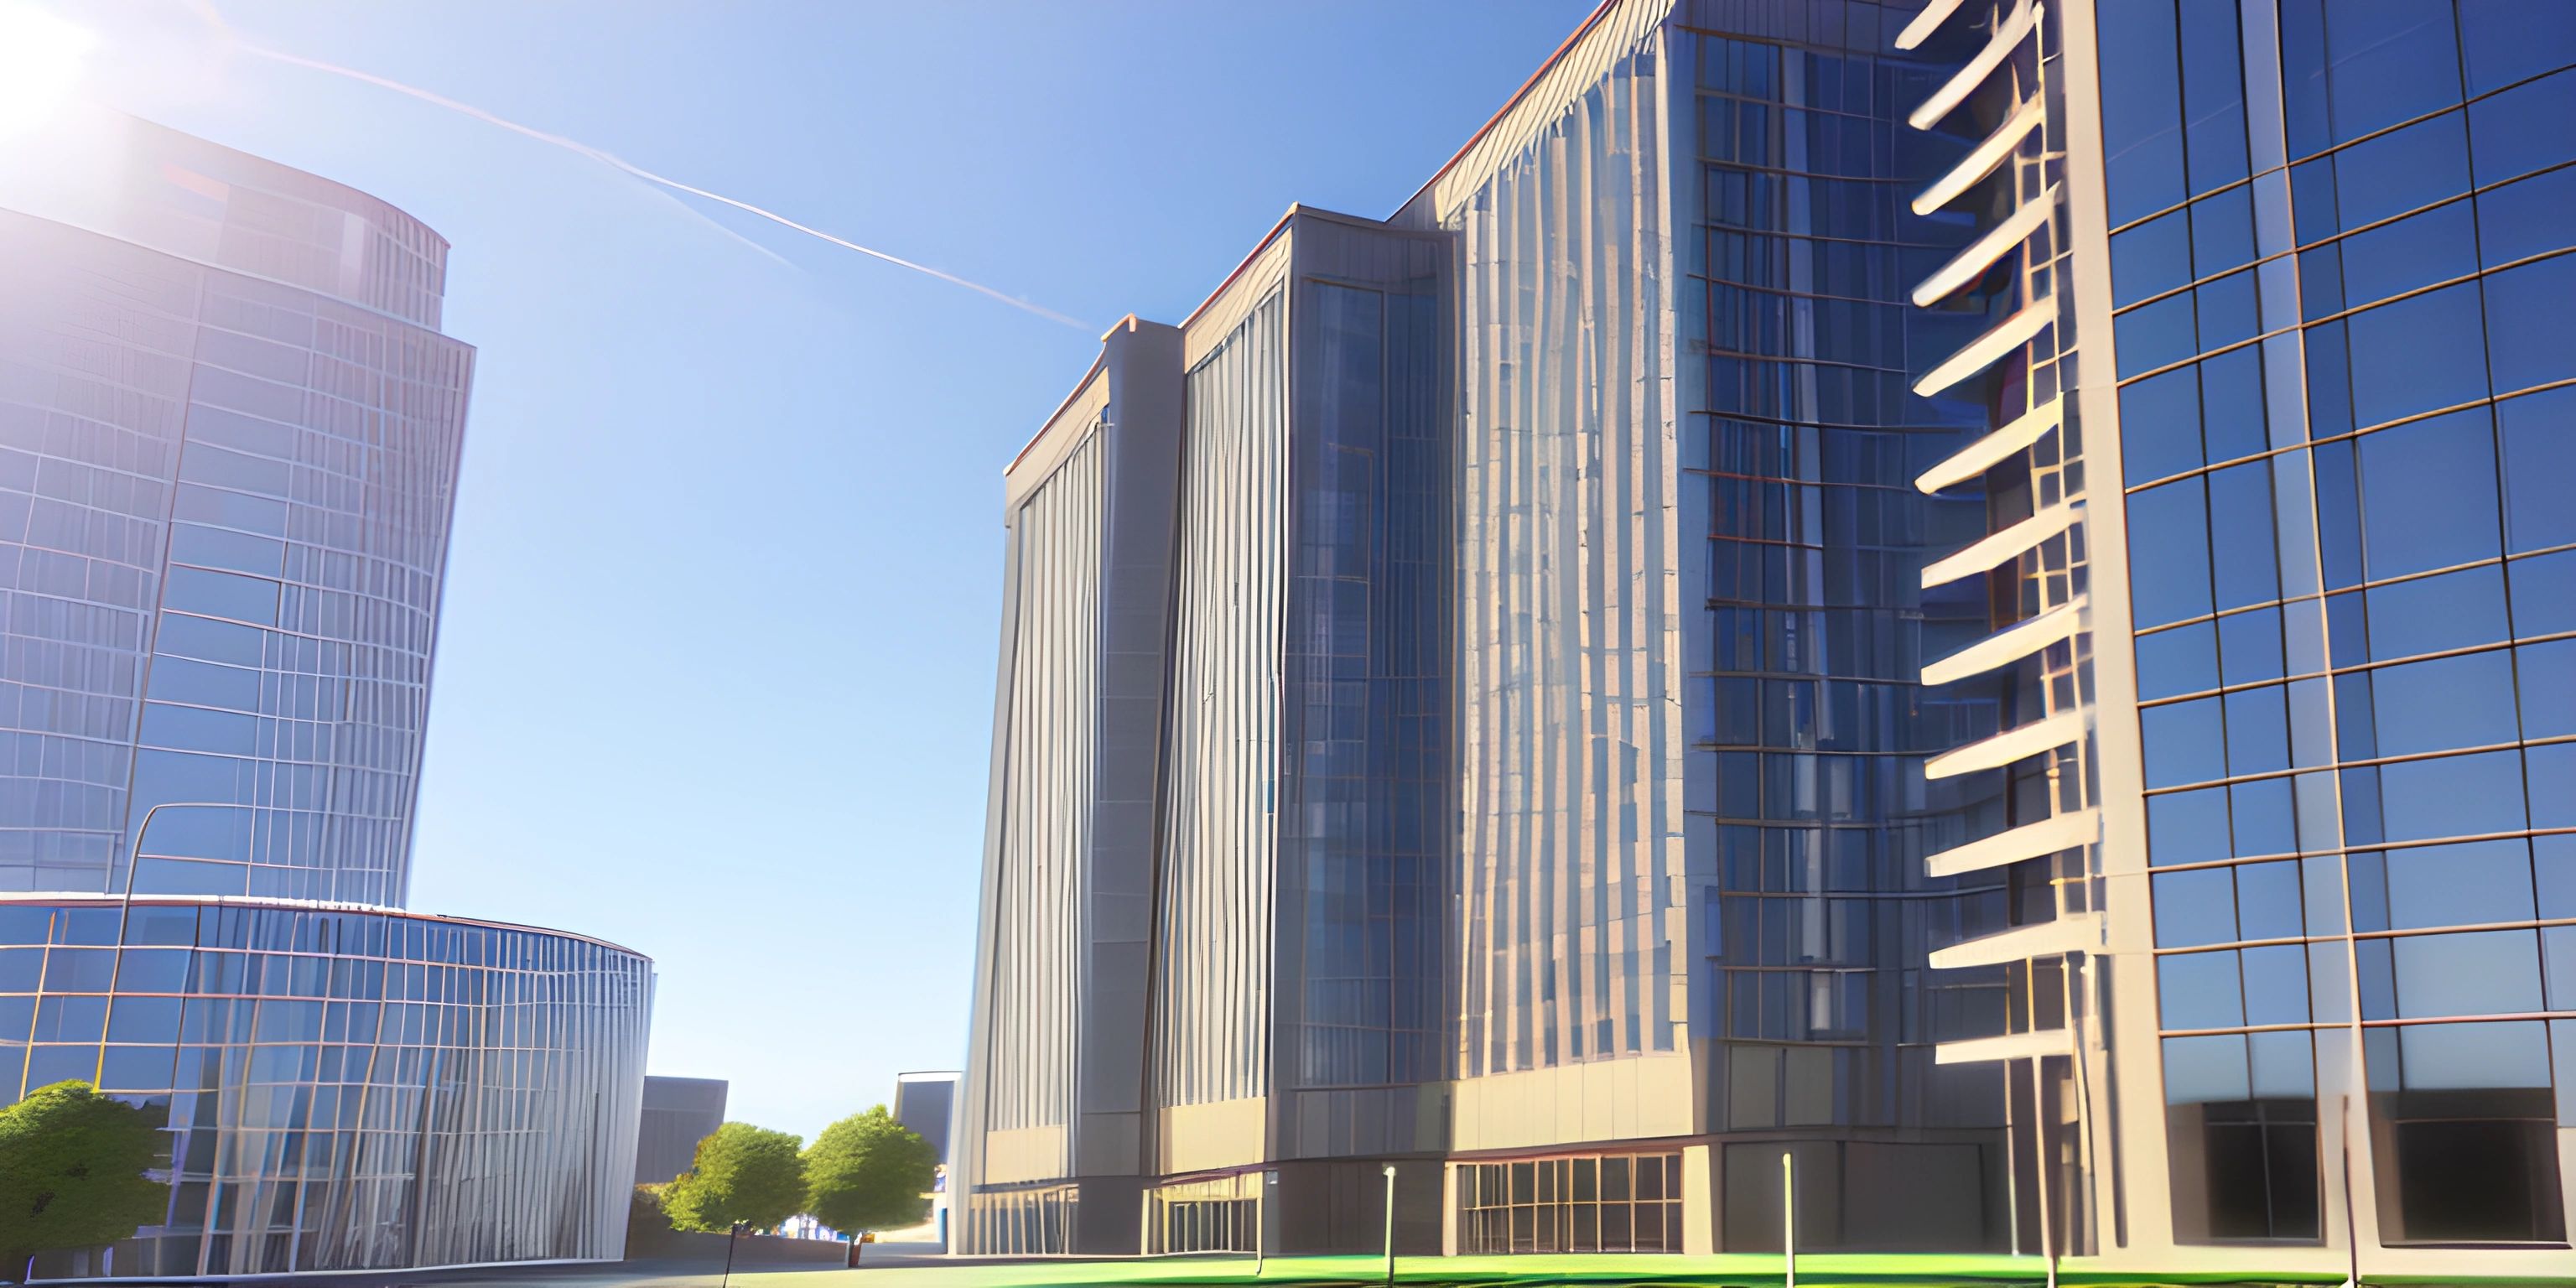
[2099,0,2576,1252]
[0,112,652,1274]
[961,0,2576,1269]
[0,896,648,1278]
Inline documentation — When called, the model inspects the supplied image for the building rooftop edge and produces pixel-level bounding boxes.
[0,891,650,962]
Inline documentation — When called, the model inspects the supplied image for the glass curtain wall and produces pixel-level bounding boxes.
[1679,1,2012,1249]
[2102,0,2576,1248]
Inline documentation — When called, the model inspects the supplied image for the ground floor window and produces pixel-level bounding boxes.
[1455,1152,1684,1254]
[1145,1172,1261,1254]
[962,1184,1076,1255]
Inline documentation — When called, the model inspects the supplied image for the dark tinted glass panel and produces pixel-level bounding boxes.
[2375,750,2526,843]
[2099,0,2188,226]
[2231,778,2298,858]
[2475,165,2576,268]
[2137,622,2220,700]
[2113,210,2193,307]
[2194,270,2260,353]
[2332,112,2473,233]
[2509,551,2576,637]
[2520,639,2576,740]
[2130,478,2215,626]
[2189,185,2255,278]
[2483,254,2576,395]
[2365,649,2520,756]
[2119,292,2199,378]
[2177,0,2249,194]
[2335,200,2475,312]
[2122,365,2204,482]
[2144,698,2227,787]
[2496,389,2576,552]
[2316,0,2464,152]
[2224,686,2291,776]
[2458,0,2576,96]
[2207,461,2280,609]
[2198,345,2267,463]
[2346,286,2490,428]
[2468,69,2576,187]
[2218,608,2285,686]
[2365,565,2508,661]
[2356,408,2501,578]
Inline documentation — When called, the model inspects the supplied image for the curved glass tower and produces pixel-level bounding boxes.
[0,110,650,1276]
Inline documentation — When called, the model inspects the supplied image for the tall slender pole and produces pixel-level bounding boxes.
[721,1220,744,1288]
[1781,1151,1795,1288]
[1380,1164,1397,1286]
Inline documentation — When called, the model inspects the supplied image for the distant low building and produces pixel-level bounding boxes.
[894,1070,960,1162]
[636,1076,730,1186]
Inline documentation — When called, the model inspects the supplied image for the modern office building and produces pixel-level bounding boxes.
[635,1075,729,1185]
[0,109,652,1277]
[894,1070,959,1162]
[958,0,2574,1275]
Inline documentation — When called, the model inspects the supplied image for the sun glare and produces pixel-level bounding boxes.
[0,1,94,139]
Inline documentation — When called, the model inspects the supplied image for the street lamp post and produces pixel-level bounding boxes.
[721,1220,748,1288]
[1379,1164,1397,1287]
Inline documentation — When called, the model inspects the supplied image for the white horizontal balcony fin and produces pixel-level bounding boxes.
[1915,398,2063,495]
[1913,183,2060,306]
[1894,0,1972,50]
[1925,809,2100,878]
[1929,912,2105,970]
[1914,295,2054,398]
[1908,0,2039,131]
[1924,707,2088,780]
[1921,595,2086,687]
[1936,1028,2073,1065]
[1923,502,2084,589]
[1913,96,2046,216]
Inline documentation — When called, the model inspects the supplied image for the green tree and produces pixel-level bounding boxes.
[802,1106,936,1234]
[662,1123,806,1233]
[0,1082,166,1279]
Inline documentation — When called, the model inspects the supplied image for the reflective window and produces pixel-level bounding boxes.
[2345,287,2490,428]
[2483,253,2576,395]
[2098,0,2187,225]
[2459,0,2576,95]
[2278,0,2462,158]
[2468,68,2576,186]
[2137,622,2220,700]
[2355,408,2501,578]
[2128,478,2213,626]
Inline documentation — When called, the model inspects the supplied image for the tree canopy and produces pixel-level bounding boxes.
[662,1122,806,1233]
[0,1082,167,1278]
[802,1106,936,1234]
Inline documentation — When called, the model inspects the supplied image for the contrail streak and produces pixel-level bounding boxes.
[231,41,1093,331]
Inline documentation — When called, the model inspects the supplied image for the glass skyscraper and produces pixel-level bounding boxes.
[0,110,650,1276]
[958,0,2574,1275]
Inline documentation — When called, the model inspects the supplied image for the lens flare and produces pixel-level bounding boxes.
[0,1,94,139]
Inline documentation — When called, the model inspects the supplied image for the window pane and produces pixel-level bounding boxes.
[2385,839,2537,931]
[2376,750,2526,843]
[2366,649,2521,756]
[2356,407,2501,578]
[2194,269,2260,353]
[2144,697,2227,788]
[2468,68,2576,187]
[2137,622,2220,700]
[2189,186,2255,280]
[2198,345,2267,464]
[2241,945,2310,1025]
[2334,200,2475,312]
[2347,286,2490,429]
[2499,387,2576,553]
[2364,565,2507,662]
[2099,0,2187,226]
[2178,0,2251,192]
[2154,867,2239,947]
[2113,210,2193,308]
[2483,254,2576,396]
[2318,1,2464,150]
[2207,460,2279,609]
[2236,860,2305,940]
[2474,164,2576,268]
[2128,478,2214,626]
[2152,786,2233,866]
[2395,930,2542,1017]
[2509,551,2576,638]
[2333,111,2472,232]
[2217,607,2285,685]
[2160,952,2246,1030]
[2458,0,2576,96]
[2118,292,2199,378]
[2224,685,2290,776]
[2121,366,2203,482]
[2520,639,2576,740]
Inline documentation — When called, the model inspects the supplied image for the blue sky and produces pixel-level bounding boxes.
[37,0,1592,1142]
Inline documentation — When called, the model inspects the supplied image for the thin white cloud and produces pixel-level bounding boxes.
[228,39,1093,332]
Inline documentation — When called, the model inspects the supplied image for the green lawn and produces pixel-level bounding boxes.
[728,1253,2419,1288]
